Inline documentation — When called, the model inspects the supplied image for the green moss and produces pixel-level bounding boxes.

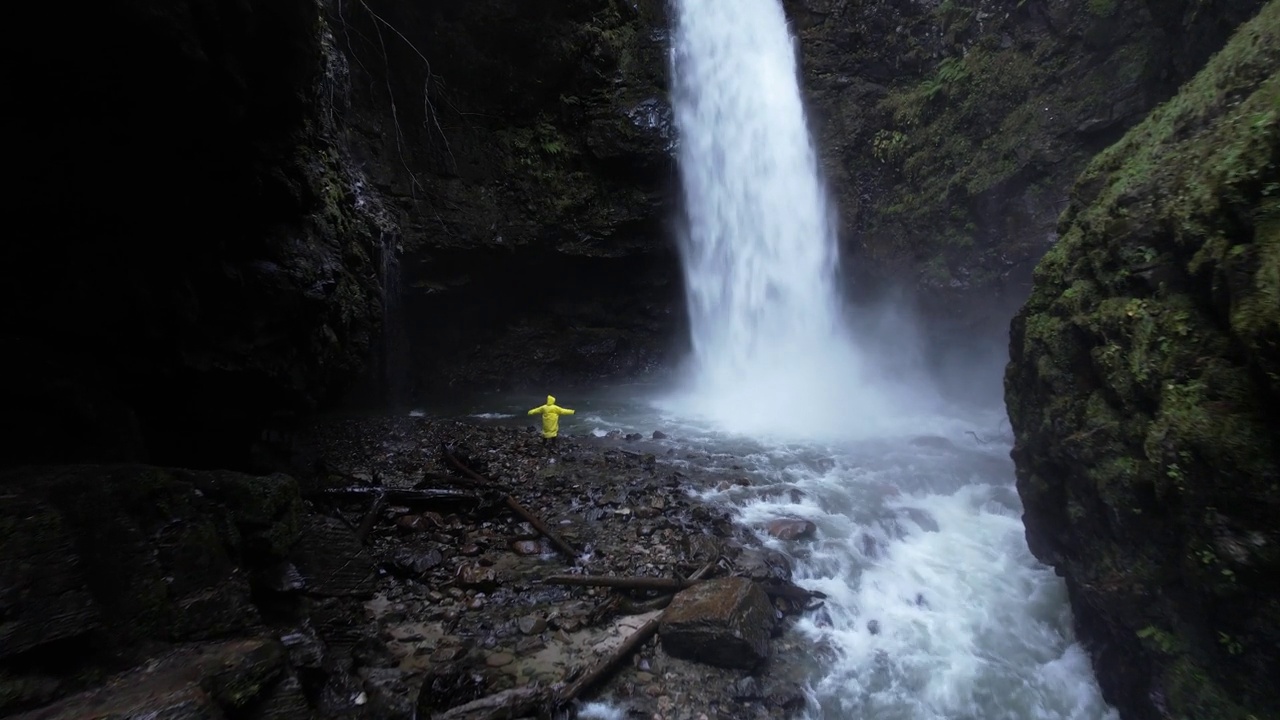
[1231,198,1280,355]
[1088,0,1118,17]
[1007,4,1280,717]
[182,471,304,560]
[863,7,1165,284]
[1163,655,1261,720]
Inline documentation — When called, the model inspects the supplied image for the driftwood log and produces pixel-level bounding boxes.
[441,444,579,559]
[542,573,826,603]
[431,686,550,720]
[313,487,483,546]
[616,560,720,614]
[314,486,483,506]
[556,566,717,705]
[353,494,387,544]
[559,612,664,703]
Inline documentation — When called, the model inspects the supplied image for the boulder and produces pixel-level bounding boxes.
[0,466,302,660]
[765,518,817,541]
[659,577,774,669]
[1004,5,1280,718]
[7,639,285,720]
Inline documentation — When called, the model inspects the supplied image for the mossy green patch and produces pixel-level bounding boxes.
[1006,3,1280,717]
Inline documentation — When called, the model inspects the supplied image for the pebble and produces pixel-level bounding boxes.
[511,540,542,555]
[429,647,463,662]
[485,652,514,668]
[518,615,547,635]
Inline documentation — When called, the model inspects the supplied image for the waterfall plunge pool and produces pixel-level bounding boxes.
[418,385,1119,720]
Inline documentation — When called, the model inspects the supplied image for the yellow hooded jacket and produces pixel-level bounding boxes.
[527,395,575,438]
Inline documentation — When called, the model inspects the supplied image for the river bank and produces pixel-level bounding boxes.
[1,414,820,719]
[292,414,822,718]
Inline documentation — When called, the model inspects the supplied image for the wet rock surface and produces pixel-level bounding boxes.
[2,417,819,719]
[298,416,818,718]
[1005,6,1280,718]
[659,578,775,670]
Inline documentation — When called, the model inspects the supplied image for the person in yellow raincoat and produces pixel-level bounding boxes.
[527,395,575,447]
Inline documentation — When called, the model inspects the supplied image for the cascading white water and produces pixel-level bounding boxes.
[661,1,1121,718]
[666,0,912,439]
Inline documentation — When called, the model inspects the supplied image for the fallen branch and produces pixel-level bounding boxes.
[441,444,579,559]
[314,486,482,507]
[354,494,386,544]
[559,612,664,703]
[565,558,721,699]
[546,575,687,593]
[542,573,826,603]
[431,686,549,720]
[618,560,719,615]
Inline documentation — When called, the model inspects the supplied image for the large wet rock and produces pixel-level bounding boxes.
[765,518,817,541]
[0,461,371,712]
[659,578,775,669]
[8,639,286,720]
[1005,5,1280,718]
[0,467,300,659]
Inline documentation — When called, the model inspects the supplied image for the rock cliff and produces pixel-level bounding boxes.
[1005,2,1279,717]
[4,0,390,468]
[325,0,684,400]
[785,0,1263,337]
[7,0,1268,463]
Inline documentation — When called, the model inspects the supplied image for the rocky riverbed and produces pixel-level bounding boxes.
[1,416,824,720]
[297,415,820,719]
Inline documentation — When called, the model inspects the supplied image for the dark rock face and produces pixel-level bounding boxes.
[784,0,1265,337]
[4,0,389,469]
[0,465,378,718]
[660,577,775,669]
[325,0,685,399]
[6,639,294,720]
[1004,5,1280,717]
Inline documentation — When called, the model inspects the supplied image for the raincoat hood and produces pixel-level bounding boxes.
[547,395,555,405]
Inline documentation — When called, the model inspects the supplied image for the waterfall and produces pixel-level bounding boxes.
[668,0,901,438]
[659,5,1120,719]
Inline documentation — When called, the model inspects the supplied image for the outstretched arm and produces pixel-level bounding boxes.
[558,408,575,415]
[528,406,545,415]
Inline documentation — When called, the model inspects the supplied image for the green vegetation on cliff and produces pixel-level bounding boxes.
[794,0,1264,316]
[1005,2,1280,717]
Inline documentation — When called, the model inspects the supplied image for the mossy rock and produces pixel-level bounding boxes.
[1005,2,1280,717]
[0,465,307,656]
